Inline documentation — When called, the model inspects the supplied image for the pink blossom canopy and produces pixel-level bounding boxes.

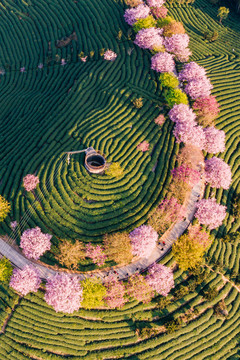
[145,263,174,296]
[203,127,226,154]
[187,224,212,249]
[23,174,39,191]
[137,141,149,151]
[151,52,175,73]
[44,273,83,313]
[173,122,206,149]
[134,27,163,50]
[104,50,117,61]
[158,197,186,221]
[154,114,165,125]
[171,165,201,186]
[10,265,41,296]
[129,225,158,258]
[151,6,168,18]
[195,198,227,229]
[175,47,192,63]
[163,34,190,55]
[168,104,196,125]
[184,77,213,99]
[124,4,150,25]
[85,243,107,267]
[20,227,52,260]
[147,0,165,7]
[205,157,232,189]
[193,96,220,119]
[178,61,206,82]
[103,275,126,308]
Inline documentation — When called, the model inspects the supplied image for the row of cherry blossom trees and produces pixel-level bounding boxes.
[123,0,231,233]
[8,262,174,313]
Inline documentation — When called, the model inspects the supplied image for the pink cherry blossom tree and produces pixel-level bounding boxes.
[203,127,226,154]
[151,5,168,18]
[147,0,165,7]
[129,225,158,258]
[151,52,175,73]
[168,103,196,125]
[173,121,206,149]
[187,224,212,249]
[103,274,126,308]
[171,165,201,186]
[145,263,174,296]
[163,34,190,56]
[44,273,83,313]
[192,95,220,123]
[184,76,213,99]
[23,174,39,191]
[175,47,192,63]
[126,273,154,303]
[137,141,149,151]
[205,157,232,189]
[124,4,150,25]
[20,227,52,260]
[195,198,227,229]
[148,197,185,234]
[154,114,165,126]
[103,50,117,61]
[85,243,107,267]
[134,27,163,50]
[178,61,206,82]
[10,265,41,296]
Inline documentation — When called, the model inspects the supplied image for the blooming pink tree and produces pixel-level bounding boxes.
[151,52,175,73]
[104,50,117,61]
[134,27,163,50]
[173,122,206,149]
[195,198,227,229]
[184,77,213,99]
[10,265,41,296]
[175,47,192,63]
[124,4,150,25]
[203,127,225,154]
[148,197,185,234]
[44,273,83,313]
[205,157,232,189]
[137,141,149,151]
[171,165,201,186]
[20,227,52,260]
[154,114,165,126]
[169,104,196,125]
[23,174,39,191]
[193,96,220,123]
[187,224,212,249]
[85,243,107,267]
[145,263,174,296]
[151,5,168,18]
[126,273,154,303]
[163,34,190,56]
[147,0,165,7]
[178,61,206,82]
[103,274,126,308]
[129,225,158,258]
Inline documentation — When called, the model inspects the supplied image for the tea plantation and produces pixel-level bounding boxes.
[0,0,239,358]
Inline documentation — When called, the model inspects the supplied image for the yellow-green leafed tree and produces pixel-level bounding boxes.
[0,195,10,222]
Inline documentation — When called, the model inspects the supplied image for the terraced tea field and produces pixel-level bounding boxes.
[0,0,239,358]
[0,0,178,269]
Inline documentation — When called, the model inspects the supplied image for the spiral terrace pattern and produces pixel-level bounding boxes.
[0,0,240,359]
[0,0,178,270]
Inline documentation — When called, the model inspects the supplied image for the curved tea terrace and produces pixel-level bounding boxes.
[0,173,204,280]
